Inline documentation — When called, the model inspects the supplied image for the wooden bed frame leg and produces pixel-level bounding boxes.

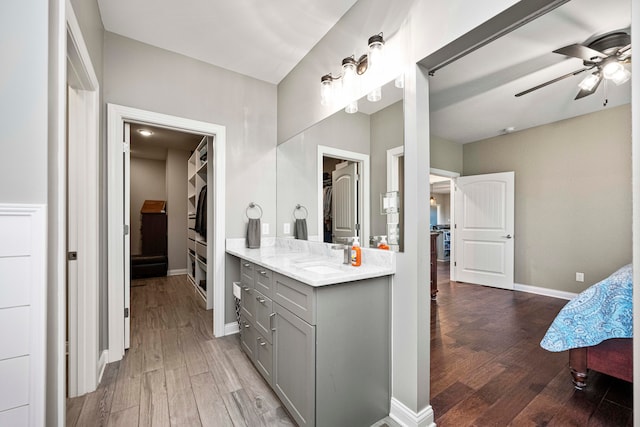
[569,348,588,389]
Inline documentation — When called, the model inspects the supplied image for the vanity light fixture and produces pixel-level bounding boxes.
[137,129,153,137]
[320,33,385,113]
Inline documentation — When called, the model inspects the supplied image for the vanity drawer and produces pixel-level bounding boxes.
[255,267,273,298]
[240,260,255,287]
[254,289,274,342]
[240,285,256,323]
[239,316,256,362]
[255,334,273,386]
[274,273,316,325]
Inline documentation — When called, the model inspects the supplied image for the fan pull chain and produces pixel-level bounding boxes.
[603,79,608,107]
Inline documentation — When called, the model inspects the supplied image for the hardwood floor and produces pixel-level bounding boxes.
[68,268,632,426]
[431,261,633,426]
[67,275,295,427]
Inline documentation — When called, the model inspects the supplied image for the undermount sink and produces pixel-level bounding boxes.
[301,264,343,275]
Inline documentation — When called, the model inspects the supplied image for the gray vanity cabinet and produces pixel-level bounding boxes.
[238,258,390,427]
[273,301,316,427]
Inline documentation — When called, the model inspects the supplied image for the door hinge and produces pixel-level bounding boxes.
[124,224,129,235]
[67,251,78,261]
[355,223,360,231]
[124,307,129,318]
[123,142,130,153]
[454,262,457,266]
[454,224,457,229]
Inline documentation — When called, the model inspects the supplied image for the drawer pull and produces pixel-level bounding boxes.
[243,286,250,292]
[244,322,251,329]
[259,270,268,276]
[269,312,276,331]
[256,296,266,304]
[257,337,266,347]
[243,263,251,267]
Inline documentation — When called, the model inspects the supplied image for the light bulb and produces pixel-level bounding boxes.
[611,67,631,86]
[602,61,624,80]
[320,75,333,106]
[367,34,384,72]
[345,100,358,114]
[367,87,382,102]
[578,73,600,91]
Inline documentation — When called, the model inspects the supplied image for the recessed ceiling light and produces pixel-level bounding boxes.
[137,129,153,137]
[501,127,515,134]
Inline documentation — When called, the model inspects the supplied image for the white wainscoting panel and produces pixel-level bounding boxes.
[0,205,46,425]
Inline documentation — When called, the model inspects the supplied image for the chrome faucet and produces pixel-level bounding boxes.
[331,242,352,264]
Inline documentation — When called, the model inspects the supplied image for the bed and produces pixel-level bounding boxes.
[540,263,633,389]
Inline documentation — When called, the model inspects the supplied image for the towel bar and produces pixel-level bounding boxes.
[293,204,308,219]
[246,202,263,219]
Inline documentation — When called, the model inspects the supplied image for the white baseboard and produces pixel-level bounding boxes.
[389,398,435,427]
[97,349,109,384]
[514,283,577,300]
[224,321,240,336]
[168,268,188,276]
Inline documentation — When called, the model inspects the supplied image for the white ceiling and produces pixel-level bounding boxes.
[427,0,631,144]
[130,123,202,160]
[99,0,631,144]
[97,0,357,84]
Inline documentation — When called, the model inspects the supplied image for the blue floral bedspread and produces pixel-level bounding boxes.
[540,263,633,352]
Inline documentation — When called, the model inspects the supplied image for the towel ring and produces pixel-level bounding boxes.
[246,202,263,219]
[293,204,308,220]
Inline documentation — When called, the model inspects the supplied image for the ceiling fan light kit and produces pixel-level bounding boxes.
[320,33,386,113]
[515,31,631,101]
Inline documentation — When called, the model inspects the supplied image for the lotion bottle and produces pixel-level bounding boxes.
[351,236,362,266]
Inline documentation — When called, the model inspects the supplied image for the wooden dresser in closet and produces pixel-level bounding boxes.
[430,232,438,299]
[131,200,168,279]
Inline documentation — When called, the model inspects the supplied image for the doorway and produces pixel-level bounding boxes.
[107,105,227,363]
[317,145,370,246]
[429,168,458,285]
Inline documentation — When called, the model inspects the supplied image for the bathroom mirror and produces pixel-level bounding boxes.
[277,77,404,251]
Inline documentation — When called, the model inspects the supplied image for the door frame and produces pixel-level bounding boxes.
[107,105,226,362]
[430,168,460,281]
[66,2,102,397]
[317,145,370,245]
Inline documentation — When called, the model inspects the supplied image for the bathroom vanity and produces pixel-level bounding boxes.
[226,240,394,427]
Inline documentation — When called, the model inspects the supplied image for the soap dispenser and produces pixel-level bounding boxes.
[351,236,362,266]
[378,235,390,250]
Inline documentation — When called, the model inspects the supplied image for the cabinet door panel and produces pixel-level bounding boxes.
[254,290,274,342]
[255,335,273,386]
[273,304,315,427]
[255,267,273,298]
[240,286,256,323]
[239,317,256,361]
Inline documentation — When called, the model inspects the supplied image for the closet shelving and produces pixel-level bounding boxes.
[187,135,213,307]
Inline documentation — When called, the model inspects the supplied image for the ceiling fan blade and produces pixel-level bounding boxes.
[553,44,607,61]
[618,44,632,60]
[574,74,603,100]
[515,67,591,97]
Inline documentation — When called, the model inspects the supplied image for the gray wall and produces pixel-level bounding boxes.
[463,104,632,293]
[370,101,404,237]
[431,135,463,174]
[130,157,167,255]
[165,149,190,271]
[103,32,277,324]
[276,110,370,239]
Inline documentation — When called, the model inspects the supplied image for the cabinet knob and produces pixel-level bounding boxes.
[256,297,266,304]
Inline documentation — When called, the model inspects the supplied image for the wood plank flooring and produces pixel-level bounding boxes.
[431,262,633,426]
[68,268,632,426]
[67,275,295,427]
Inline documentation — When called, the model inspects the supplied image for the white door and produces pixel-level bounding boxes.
[123,123,131,349]
[454,172,515,290]
[332,162,359,243]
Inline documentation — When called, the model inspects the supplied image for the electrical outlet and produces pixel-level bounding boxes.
[284,222,291,234]
[575,272,584,282]
[262,223,269,235]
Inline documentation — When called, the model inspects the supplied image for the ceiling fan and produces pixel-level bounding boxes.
[515,31,632,100]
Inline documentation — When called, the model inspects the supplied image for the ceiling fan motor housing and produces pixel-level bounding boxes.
[584,31,631,63]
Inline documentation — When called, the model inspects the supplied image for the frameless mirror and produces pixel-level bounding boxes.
[277,77,404,251]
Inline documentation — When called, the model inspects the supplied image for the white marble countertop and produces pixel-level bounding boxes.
[226,238,395,287]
